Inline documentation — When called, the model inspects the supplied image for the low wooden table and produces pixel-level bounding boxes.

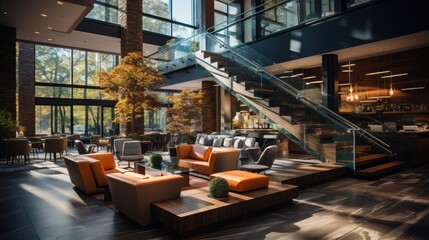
[134,161,195,186]
[151,182,299,234]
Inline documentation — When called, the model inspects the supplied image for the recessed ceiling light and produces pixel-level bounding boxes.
[3,11,7,15]
[342,70,353,73]
[380,73,408,78]
[303,75,316,80]
[365,70,390,76]
[47,26,53,30]
[401,87,425,91]
[41,13,47,17]
[341,63,355,68]
[48,38,52,41]
[35,31,40,34]
[290,73,304,78]
[57,1,64,5]
[305,80,322,85]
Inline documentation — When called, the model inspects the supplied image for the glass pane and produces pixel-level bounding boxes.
[35,105,51,134]
[87,106,102,135]
[172,24,194,38]
[143,0,170,19]
[86,3,118,24]
[87,52,98,86]
[36,86,71,98]
[73,106,86,135]
[103,107,115,136]
[172,0,194,25]
[97,0,118,6]
[53,106,71,134]
[214,12,227,30]
[143,16,171,35]
[73,50,86,85]
[215,1,227,12]
[348,0,372,8]
[35,45,71,84]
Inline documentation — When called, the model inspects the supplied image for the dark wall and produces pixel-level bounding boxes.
[0,26,16,116]
[249,0,429,63]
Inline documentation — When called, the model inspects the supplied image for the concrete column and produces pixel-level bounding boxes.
[18,43,36,136]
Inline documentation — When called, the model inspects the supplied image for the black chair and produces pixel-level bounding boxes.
[75,140,95,155]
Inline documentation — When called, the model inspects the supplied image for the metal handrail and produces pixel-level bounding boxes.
[203,31,392,153]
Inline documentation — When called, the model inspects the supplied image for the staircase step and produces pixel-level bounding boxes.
[355,161,406,178]
[355,145,372,153]
[356,153,390,168]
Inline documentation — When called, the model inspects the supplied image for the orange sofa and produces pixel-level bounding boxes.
[64,153,128,194]
[176,144,241,175]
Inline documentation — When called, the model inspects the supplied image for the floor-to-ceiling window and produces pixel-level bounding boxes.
[34,44,118,136]
[86,0,119,24]
[142,0,198,38]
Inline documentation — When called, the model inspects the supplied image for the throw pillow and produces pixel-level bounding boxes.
[212,138,223,147]
[198,136,206,145]
[223,137,233,147]
[233,139,243,149]
[204,138,214,146]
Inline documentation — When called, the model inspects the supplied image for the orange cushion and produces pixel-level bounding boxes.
[189,145,212,161]
[86,153,116,170]
[211,170,269,192]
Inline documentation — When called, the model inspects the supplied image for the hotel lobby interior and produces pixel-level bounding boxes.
[1,0,429,239]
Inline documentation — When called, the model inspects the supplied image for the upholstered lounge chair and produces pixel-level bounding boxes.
[64,153,128,195]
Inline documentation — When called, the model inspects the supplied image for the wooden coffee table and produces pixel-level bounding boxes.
[134,161,195,186]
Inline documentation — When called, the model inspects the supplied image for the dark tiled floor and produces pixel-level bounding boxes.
[0,151,428,239]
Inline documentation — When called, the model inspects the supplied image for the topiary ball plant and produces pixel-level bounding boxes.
[149,153,163,167]
[209,177,230,199]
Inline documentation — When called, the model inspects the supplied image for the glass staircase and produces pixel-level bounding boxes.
[154,30,406,177]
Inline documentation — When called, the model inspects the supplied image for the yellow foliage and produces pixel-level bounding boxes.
[95,51,164,134]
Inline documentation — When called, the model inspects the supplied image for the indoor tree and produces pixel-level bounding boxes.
[165,89,204,135]
[96,52,164,136]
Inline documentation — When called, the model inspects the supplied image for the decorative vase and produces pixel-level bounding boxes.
[232,112,244,128]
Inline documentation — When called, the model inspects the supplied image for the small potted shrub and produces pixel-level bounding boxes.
[209,177,230,200]
[149,153,163,167]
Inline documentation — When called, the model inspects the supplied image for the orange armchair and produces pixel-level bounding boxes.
[64,153,127,194]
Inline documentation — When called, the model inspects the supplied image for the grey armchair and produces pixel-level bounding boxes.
[119,140,144,168]
[241,145,278,174]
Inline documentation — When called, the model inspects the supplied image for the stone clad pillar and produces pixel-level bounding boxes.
[119,0,144,134]
[18,43,36,136]
[202,81,217,134]
[119,0,143,56]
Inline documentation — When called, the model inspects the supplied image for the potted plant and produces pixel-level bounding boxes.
[0,109,16,139]
[209,177,230,200]
[149,153,163,167]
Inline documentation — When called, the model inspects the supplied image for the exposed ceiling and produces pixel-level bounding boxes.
[0,0,159,55]
[278,30,429,70]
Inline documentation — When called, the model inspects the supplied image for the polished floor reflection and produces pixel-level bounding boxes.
[0,152,428,239]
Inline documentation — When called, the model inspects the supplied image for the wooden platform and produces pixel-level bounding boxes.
[151,182,299,235]
[268,163,347,188]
